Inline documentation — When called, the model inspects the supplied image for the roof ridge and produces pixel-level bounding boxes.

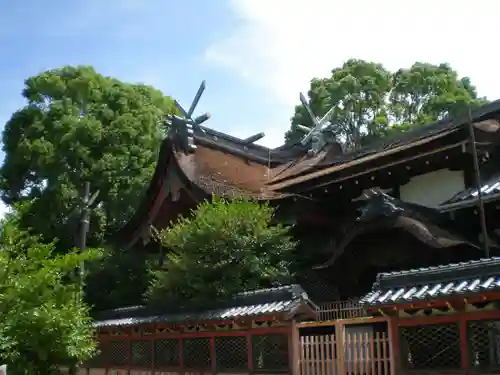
[379,257,500,278]
[200,126,272,152]
[237,284,303,296]
[96,284,306,318]
[377,257,500,290]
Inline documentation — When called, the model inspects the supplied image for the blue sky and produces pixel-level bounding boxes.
[0,0,276,146]
[1,0,500,215]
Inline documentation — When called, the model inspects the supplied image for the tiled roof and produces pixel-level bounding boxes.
[440,174,500,207]
[360,257,500,307]
[95,284,316,328]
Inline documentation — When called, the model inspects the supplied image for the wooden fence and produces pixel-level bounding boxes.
[317,300,367,321]
[299,332,390,375]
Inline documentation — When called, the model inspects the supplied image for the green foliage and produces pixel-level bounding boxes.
[85,246,154,311]
[390,62,487,123]
[146,197,297,306]
[287,60,488,149]
[0,206,101,375]
[0,65,177,251]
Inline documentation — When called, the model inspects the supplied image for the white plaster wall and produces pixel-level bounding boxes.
[399,169,465,208]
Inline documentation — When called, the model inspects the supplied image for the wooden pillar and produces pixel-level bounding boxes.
[335,321,346,375]
[459,317,470,374]
[151,337,156,375]
[247,333,254,374]
[126,338,131,375]
[178,337,184,375]
[210,335,216,374]
[102,337,111,375]
[388,317,401,375]
[105,342,110,375]
[289,320,300,375]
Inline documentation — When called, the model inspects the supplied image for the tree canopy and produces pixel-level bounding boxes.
[146,197,297,306]
[85,246,154,311]
[0,206,100,375]
[0,66,177,251]
[286,60,488,149]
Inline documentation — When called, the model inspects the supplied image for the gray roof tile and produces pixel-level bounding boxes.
[95,284,315,328]
[440,174,500,207]
[360,257,500,306]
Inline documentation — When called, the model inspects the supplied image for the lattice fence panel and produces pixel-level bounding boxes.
[183,337,211,369]
[154,339,179,368]
[109,340,128,367]
[468,319,500,369]
[215,336,248,371]
[400,323,460,370]
[130,340,152,367]
[252,333,289,373]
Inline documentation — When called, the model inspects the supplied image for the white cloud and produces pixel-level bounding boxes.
[205,0,500,147]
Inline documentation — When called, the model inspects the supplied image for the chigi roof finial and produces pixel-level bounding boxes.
[166,80,211,153]
[297,92,337,156]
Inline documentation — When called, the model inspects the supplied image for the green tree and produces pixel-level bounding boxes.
[286,59,392,149]
[390,62,487,124]
[85,246,154,311]
[146,197,297,306]
[0,65,176,251]
[0,206,100,375]
[287,60,488,148]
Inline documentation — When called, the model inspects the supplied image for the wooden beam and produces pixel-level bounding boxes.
[310,142,466,193]
[99,326,291,341]
[295,316,389,328]
[396,309,500,326]
[269,134,464,191]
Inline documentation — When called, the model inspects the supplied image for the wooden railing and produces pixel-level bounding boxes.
[317,300,367,321]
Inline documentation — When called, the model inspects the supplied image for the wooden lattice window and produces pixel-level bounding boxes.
[468,319,500,369]
[109,340,128,367]
[154,339,180,368]
[183,337,211,369]
[400,323,461,370]
[215,336,248,371]
[252,334,289,373]
[130,340,152,367]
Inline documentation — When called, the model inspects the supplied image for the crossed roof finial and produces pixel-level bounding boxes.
[297,92,337,156]
[166,81,211,153]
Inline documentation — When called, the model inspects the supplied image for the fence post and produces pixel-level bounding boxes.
[459,316,470,374]
[290,320,301,375]
[335,321,346,375]
[388,317,400,375]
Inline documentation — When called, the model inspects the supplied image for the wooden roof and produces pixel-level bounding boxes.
[117,100,500,247]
